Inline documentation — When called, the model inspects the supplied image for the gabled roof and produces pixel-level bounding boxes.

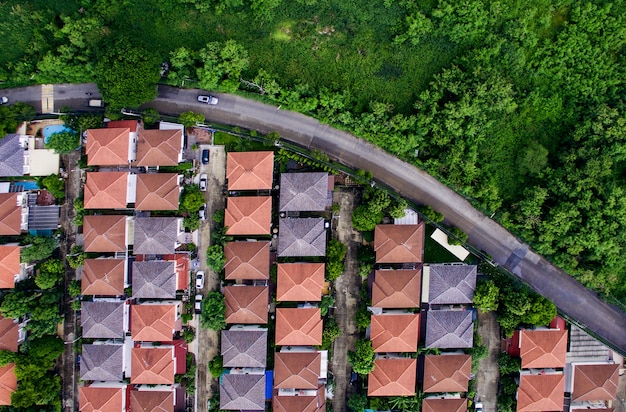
[86,128,130,166]
[279,172,331,212]
[572,363,619,401]
[131,347,175,384]
[425,310,473,349]
[221,329,268,368]
[277,218,326,257]
[374,223,425,263]
[423,354,472,392]
[372,269,422,308]
[83,215,127,253]
[428,264,477,304]
[0,316,18,352]
[227,151,274,190]
[0,246,20,289]
[275,308,322,346]
[370,313,420,353]
[422,398,467,412]
[224,241,270,280]
[135,173,180,211]
[225,286,269,325]
[520,329,567,369]
[80,344,124,381]
[84,172,128,209]
[0,134,24,177]
[81,301,125,338]
[367,358,417,396]
[517,373,565,412]
[220,373,266,411]
[274,391,325,412]
[134,217,179,254]
[225,196,272,236]
[79,386,124,412]
[274,351,322,389]
[131,304,177,341]
[135,129,182,166]
[277,263,325,302]
[0,363,16,405]
[129,389,174,412]
[81,259,126,296]
[0,194,21,235]
[132,261,176,299]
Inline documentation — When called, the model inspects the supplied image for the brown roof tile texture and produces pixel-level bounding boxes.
[273,393,325,412]
[131,347,175,385]
[81,258,126,296]
[520,329,568,369]
[370,314,420,353]
[224,241,270,280]
[225,286,269,324]
[0,246,19,289]
[517,374,565,412]
[423,354,472,393]
[135,129,182,166]
[0,194,21,235]
[79,386,124,412]
[277,263,325,302]
[225,196,272,236]
[131,304,178,341]
[129,389,174,412]
[422,398,467,412]
[572,363,619,401]
[135,173,180,211]
[367,358,417,397]
[227,151,274,190]
[275,308,323,346]
[374,223,425,263]
[372,269,422,308]
[86,128,130,166]
[107,120,138,132]
[83,215,127,253]
[84,172,128,209]
[274,351,322,389]
[0,364,16,405]
[0,316,18,352]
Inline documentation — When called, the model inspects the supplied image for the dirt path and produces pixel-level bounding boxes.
[331,189,362,412]
[475,310,500,412]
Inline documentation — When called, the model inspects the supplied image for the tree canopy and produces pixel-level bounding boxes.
[200,291,226,331]
[348,338,375,375]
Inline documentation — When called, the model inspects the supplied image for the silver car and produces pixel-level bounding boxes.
[197,95,218,105]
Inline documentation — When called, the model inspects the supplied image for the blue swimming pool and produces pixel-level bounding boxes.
[13,181,39,190]
[43,125,73,143]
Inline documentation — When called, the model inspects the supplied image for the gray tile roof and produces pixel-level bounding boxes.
[80,344,124,381]
[0,135,24,177]
[220,373,265,411]
[221,329,267,368]
[425,310,474,349]
[277,218,326,257]
[132,261,176,299]
[428,264,477,305]
[134,217,179,254]
[81,301,125,338]
[279,172,331,212]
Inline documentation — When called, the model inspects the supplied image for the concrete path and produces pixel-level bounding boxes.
[475,310,500,412]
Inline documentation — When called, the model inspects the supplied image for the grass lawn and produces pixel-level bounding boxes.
[423,224,463,264]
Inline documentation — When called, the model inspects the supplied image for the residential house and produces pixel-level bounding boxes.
[135,129,183,167]
[422,354,472,393]
[0,134,59,177]
[26,191,60,232]
[80,343,124,382]
[133,217,182,255]
[371,269,422,309]
[130,346,177,385]
[0,246,21,289]
[273,388,326,412]
[224,286,269,325]
[0,316,20,352]
[370,313,420,353]
[221,327,268,368]
[425,310,474,349]
[132,261,177,299]
[226,151,274,190]
[279,172,332,212]
[520,329,568,369]
[275,308,322,346]
[83,215,129,253]
[276,263,325,302]
[129,387,183,412]
[220,373,266,411]
[224,241,270,281]
[225,196,272,236]
[135,173,181,211]
[367,358,417,396]
[81,301,127,339]
[274,351,325,390]
[131,303,181,342]
[84,172,130,209]
[374,223,425,264]
[81,258,127,296]
[79,386,126,412]
[422,398,467,412]
[427,264,477,305]
[86,128,135,166]
[517,373,565,412]
[277,218,326,257]
[570,363,619,403]
[0,193,23,235]
[0,363,16,405]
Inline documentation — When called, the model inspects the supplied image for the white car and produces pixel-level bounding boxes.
[197,95,218,105]
[199,204,207,220]
[0,97,8,105]
[199,174,208,191]
[195,294,203,314]
[195,271,205,289]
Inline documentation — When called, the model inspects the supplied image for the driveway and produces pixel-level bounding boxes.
[475,310,500,412]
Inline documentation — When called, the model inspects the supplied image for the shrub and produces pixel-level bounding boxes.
[200,291,226,331]
[348,339,375,375]
[209,355,223,378]
[448,226,468,245]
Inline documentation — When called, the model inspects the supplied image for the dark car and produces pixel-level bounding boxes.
[202,149,209,164]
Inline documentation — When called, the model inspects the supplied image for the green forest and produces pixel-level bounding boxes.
[1,0,626,304]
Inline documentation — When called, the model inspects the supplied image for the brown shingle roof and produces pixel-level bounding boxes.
[129,389,174,412]
[86,128,130,166]
[0,363,16,405]
[0,316,18,352]
[374,223,425,263]
[274,392,325,412]
[132,261,176,299]
[275,308,322,346]
[135,129,182,166]
[79,386,124,412]
[133,217,179,254]
[367,358,417,396]
[221,328,268,368]
[428,264,477,305]
[84,172,128,209]
[81,301,126,339]
[131,347,175,384]
[572,363,619,401]
[0,194,21,235]
[83,215,127,253]
[425,310,474,349]
[227,151,274,190]
[517,373,565,412]
[423,354,472,392]
[372,269,422,308]
[81,258,126,296]
[274,351,322,389]
[220,373,266,411]
[277,218,327,257]
[131,304,178,341]
[135,173,180,211]
[225,196,272,236]
[225,286,269,324]
[279,172,331,212]
[422,398,467,412]
[520,329,567,369]
[80,344,124,381]
[0,246,20,289]
[277,263,325,302]
[370,314,420,353]
[224,241,270,280]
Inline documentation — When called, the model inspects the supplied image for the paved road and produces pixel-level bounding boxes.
[475,310,500,412]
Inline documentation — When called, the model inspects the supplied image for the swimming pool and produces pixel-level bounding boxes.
[43,125,73,143]
[13,182,39,190]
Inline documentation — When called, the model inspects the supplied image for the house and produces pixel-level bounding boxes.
[81,301,127,339]
[225,197,272,236]
[0,134,59,177]
[130,346,177,385]
[274,351,324,389]
[0,363,16,405]
[275,308,322,346]
[135,129,183,167]
[371,269,422,309]
[517,373,565,412]
[26,192,60,231]
[0,316,20,352]
[224,241,270,280]
[367,358,417,396]
[226,151,274,190]
[81,258,127,296]
[0,134,27,176]
[132,261,177,299]
[374,223,425,264]
[221,327,268,368]
[277,218,326,257]
[80,343,124,381]
[520,329,568,369]
[224,286,269,325]
[135,173,181,211]
[571,363,619,402]
[427,264,477,305]
[279,172,332,212]
[370,313,420,353]
[276,263,325,302]
[0,193,23,235]
[422,354,472,393]
[425,310,474,349]
[79,386,126,412]
[220,373,266,411]
[273,388,326,412]
[129,388,182,412]
[83,215,129,253]
[0,246,21,289]
[131,303,181,342]
[86,128,134,166]
[133,217,182,254]
[422,398,467,412]
[84,172,130,209]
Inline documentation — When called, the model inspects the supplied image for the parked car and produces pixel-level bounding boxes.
[199,174,208,191]
[195,271,205,289]
[0,97,8,105]
[475,402,483,412]
[199,204,207,220]
[202,149,210,164]
[88,99,103,107]
[197,95,218,105]
[195,294,203,314]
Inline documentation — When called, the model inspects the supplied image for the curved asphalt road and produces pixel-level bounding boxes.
[3,83,625,354]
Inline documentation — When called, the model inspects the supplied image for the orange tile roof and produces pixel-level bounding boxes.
[227,151,274,190]
[224,241,270,280]
[107,120,138,132]
[370,313,420,353]
[274,392,325,412]
[131,304,178,341]
[520,329,567,369]
[423,354,472,392]
[84,172,128,209]
[422,398,467,412]
[274,352,321,389]
[131,347,175,384]
[79,386,124,412]
[135,173,180,211]
[517,373,565,411]
[277,263,325,302]
[275,308,323,346]
[368,358,417,397]
[129,389,174,412]
[0,363,16,405]
[372,269,422,308]
[572,363,619,401]
[0,194,21,235]
[0,246,20,289]
[225,286,269,324]
[86,128,130,166]
[0,316,18,352]
[225,196,272,236]
[135,129,182,166]
[374,223,425,263]
[83,215,127,253]
[81,258,126,296]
